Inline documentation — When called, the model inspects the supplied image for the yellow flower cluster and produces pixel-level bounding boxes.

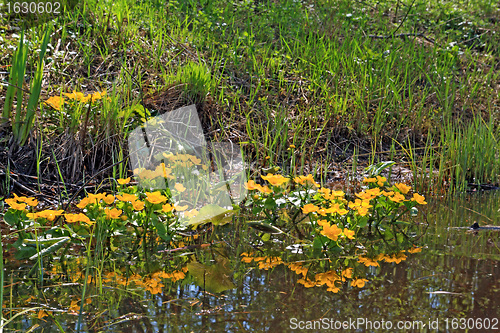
[317,220,355,241]
[76,193,115,208]
[294,174,320,187]
[44,90,107,110]
[358,251,409,266]
[296,267,368,293]
[240,253,283,270]
[133,163,174,180]
[26,209,64,222]
[245,180,273,193]
[162,152,206,169]
[287,262,309,276]
[102,267,188,295]
[5,194,38,211]
[261,173,289,186]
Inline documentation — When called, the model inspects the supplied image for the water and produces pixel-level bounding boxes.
[3,191,499,332]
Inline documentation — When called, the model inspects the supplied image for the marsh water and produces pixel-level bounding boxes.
[5,191,500,332]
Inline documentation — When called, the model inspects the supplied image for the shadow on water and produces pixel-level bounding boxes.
[3,192,500,332]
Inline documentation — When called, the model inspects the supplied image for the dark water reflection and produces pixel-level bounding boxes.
[118,191,500,333]
[9,192,500,332]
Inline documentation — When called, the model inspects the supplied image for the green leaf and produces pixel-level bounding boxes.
[3,210,20,227]
[356,216,369,228]
[29,237,70,260]
[184,204,236,228]
[397,233,405,243]
[187,257,235,293]
[23,236,70,246]
[247,221,283,234]
[264,197,277,210]
[151,214,169,241]
[384,229,394,241]
[365,161,395,177]
[14,244,38,260]
[312,237,323,257]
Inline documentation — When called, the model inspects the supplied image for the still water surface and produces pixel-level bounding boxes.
[8,191,500,332]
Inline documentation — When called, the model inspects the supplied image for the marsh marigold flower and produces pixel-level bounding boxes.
[64,213,92,225]
[117,177,131,185]
[261,173,289,186]
[318,219,342,241]
[104,208,122,220]
[388,192,406,203]
[412,193,427,205]
[343,228,355,239]
[394,183,411,194]
[145,191,167,204]
[45,96,64,110]
[351,278,369,288]
[294,174,320,187]
[301,203,319,214]
[116,193,138,203]
[357,256,380,267]
[174,183,186,192]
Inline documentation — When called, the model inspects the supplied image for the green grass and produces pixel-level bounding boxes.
[0,0,499,194]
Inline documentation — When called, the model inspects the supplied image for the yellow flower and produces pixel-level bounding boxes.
[68,300,80,313]
[287,262,309,276]
[301,203,319,214]
[116,193,138,203]
[37,209,64,222]
[407,246,422,253]
[64,213,91,224]
[315,270,340,288]
[132,200,145,211]
[381,190,394,197]
[331,190,345,198]
[383,252,407,264]
[76,197,91,209]
[289,144,296,148]
[355,189,379,200]
[258,185,273,194]
[394,183,411,194]
[261,173,289,186]
[145,191,167,204]
[63,90,88,102]
[388,192,406,203]
[117,177,131,185]
[318,219,342,241]
[341,268,353,279]
[343,228,355,239]
[189,155,202,165]
[376,176,387,187]
[363,177,377,183]
[294,174,320,187]
[103,194,115,205]
[185,209,198,218]
[37,309,52,319]
[11,195,39,207]
[44,96,64,110]
[351,278,369,288]
[7,201,27,211]
[104,208,122,220]
[318,187,331,198]
[245,180,261,191]
[412,193,427,205]
[297,277,317,288]
[174,183,186,192]
[175,204,188,212]
[89,90,106,102]
[329,203,348,215]
[357,256,380,267]
[162,203,174,213]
